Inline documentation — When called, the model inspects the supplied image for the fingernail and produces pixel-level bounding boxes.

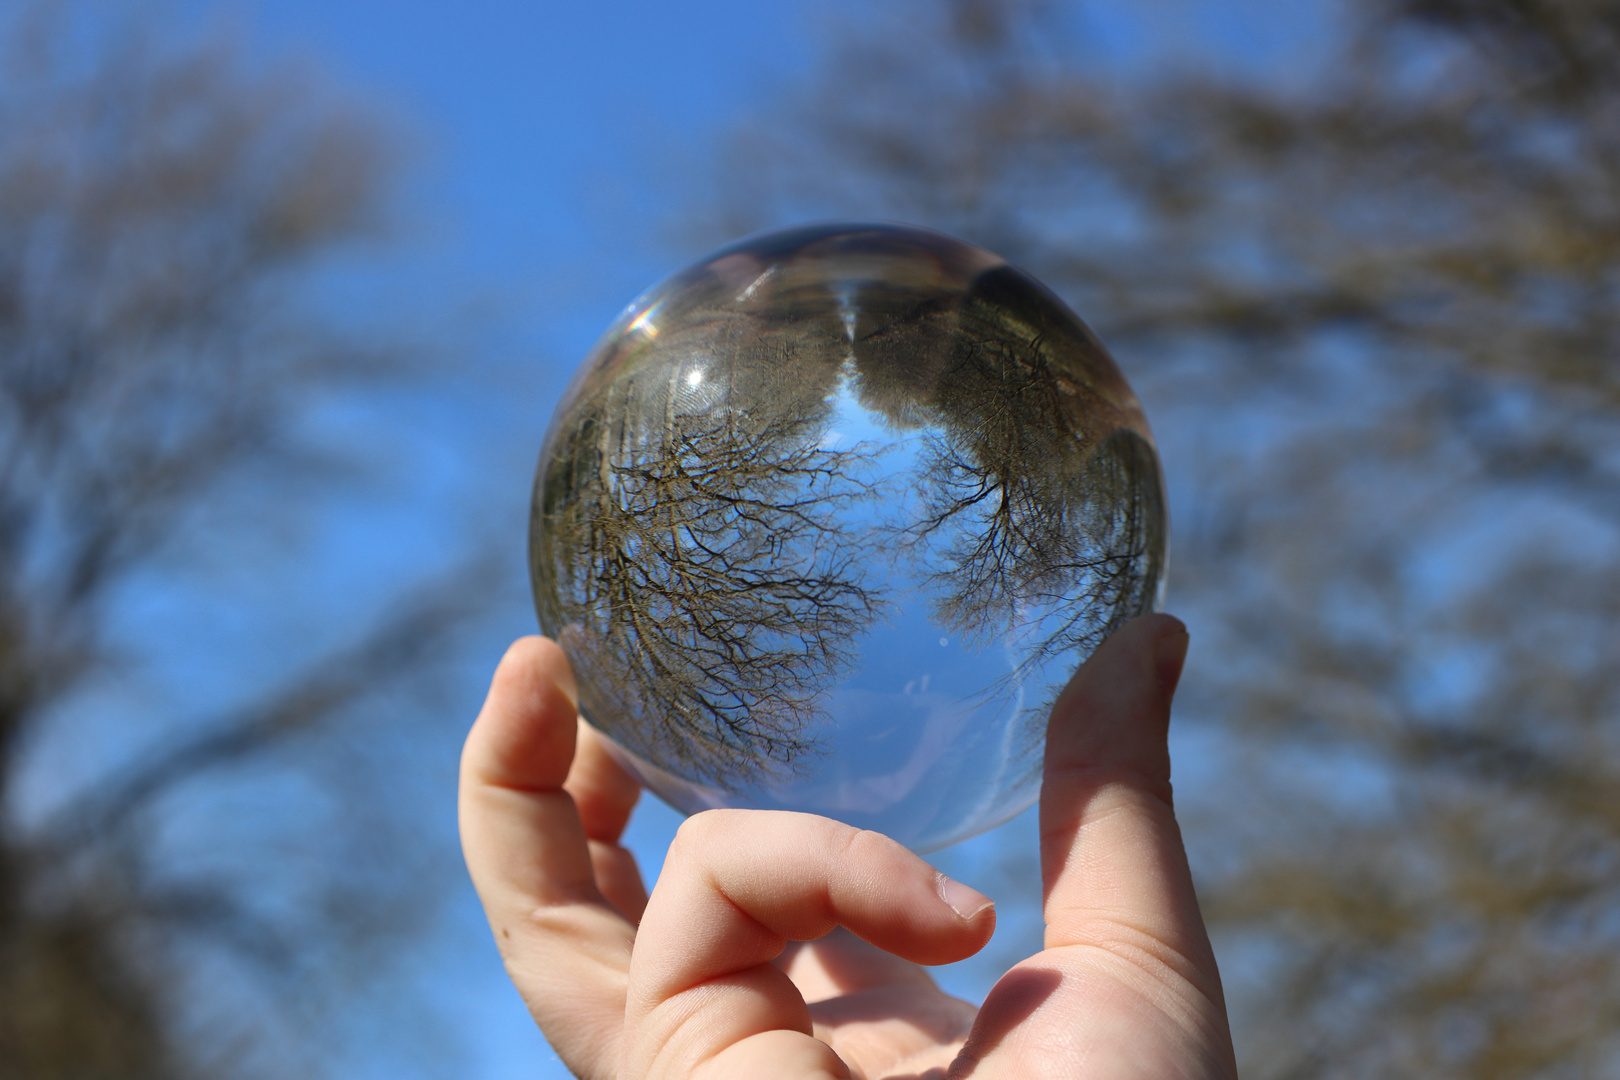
[1154,621,1190,697]
[935,872,994,920]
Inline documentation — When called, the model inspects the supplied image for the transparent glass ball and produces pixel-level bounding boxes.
[530,223,1166,852]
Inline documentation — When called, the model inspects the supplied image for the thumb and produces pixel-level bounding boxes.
[954,614,1235,1080]
[1039,612,1208,957]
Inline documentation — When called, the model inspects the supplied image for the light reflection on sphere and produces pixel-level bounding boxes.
[530,223,1166,852]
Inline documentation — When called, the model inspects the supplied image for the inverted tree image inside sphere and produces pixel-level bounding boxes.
[530,223,1166,853]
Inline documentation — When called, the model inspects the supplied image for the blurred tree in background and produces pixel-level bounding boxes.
[702,0,1620,1076]
[0,3,489,1077]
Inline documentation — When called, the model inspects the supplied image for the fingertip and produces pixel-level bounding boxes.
[1044,613,1187,796]
[911,872,996,965]
[1149,616,1190,698]
[932,872,997,964]
[465,636,580,792]
[935,872,995,922]
[491,635,577,710]
[1077,612,1187,705]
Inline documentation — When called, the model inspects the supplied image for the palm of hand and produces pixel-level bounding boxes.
[775,931,976,1076]
[791,941,1228,1080]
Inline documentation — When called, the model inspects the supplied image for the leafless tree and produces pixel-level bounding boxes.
[0,4,491,1077]
[534,229,1170,791]
[893,268,1163,657]
[534,296,889,786]
[697,0,1620,1076]
[848,260,1166,739]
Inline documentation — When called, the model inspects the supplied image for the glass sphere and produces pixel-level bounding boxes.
[530,223,1166,852]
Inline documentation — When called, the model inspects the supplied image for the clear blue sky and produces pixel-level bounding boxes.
[227,0,816,364]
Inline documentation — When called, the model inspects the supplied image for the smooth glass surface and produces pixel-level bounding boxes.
[530,223,1166,852]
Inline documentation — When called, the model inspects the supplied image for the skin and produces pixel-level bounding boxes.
[459,613,1238,1079]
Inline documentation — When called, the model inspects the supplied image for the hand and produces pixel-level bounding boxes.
[459,613,1237,1079]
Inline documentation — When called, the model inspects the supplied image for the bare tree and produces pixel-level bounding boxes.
[894,268,1164,659]
[698,1,1620,1076]
[849,260,1166,739]
[533,225,1168,793]
[0,4,491,1077]
[534,289,887,785]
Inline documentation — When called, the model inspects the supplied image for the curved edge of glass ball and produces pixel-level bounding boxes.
[529,221,1168,853]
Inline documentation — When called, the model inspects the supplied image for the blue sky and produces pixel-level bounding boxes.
[228,0,815,358]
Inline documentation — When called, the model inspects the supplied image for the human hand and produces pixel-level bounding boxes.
[459,613,1237,1078]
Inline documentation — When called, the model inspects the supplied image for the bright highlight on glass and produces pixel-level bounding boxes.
[530,223,1167,852]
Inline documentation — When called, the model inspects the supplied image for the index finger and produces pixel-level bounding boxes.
[458,636,635,1080]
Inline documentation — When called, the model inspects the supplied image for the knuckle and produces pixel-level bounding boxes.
[843,819,911,863]
[840,824,890,862]
[668,807,741,857]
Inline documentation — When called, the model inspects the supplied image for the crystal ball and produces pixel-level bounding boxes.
[530,223,1166,852]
